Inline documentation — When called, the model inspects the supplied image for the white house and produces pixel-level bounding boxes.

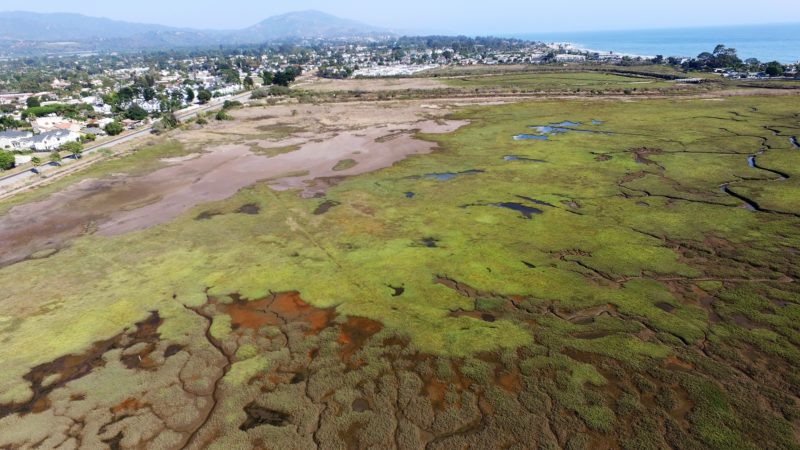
[30,130,81,152]
[0,130,33,150]
[555,54,587,63]
[14,154,32,166]
[33,116,83,133]
[93,103,113,115]
[96,118,115,128]
[125,98,162,114]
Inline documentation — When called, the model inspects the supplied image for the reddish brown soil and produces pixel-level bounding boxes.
[0,312,161,418]
[215,292,336,335]
[337,317,384,363]
[218,297,282,331]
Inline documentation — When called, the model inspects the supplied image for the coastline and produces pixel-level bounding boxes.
[510,22,800,63]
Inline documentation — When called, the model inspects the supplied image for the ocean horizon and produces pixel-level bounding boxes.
[509,23,800,63]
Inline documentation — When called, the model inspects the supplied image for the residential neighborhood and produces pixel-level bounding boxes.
[0,35,797,177]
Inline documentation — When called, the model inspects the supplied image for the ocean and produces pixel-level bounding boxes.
[510,23,800,63]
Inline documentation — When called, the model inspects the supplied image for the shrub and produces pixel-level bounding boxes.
[0,151,14,170]
[60,141,83,157]
[269,86,291,96]
[223,100,242,110]
[125,104,148,121]
[104,121,124,136]
[197,90,212,104]
[250,88,270,99]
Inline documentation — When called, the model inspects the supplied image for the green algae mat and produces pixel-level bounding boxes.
[0,95,799,449]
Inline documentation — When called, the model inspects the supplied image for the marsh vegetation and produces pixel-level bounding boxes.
[0,82,798,449]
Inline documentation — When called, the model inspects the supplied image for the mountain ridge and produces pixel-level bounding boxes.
[0,10,394,55]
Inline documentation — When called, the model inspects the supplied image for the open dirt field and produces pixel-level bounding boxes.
[296,76,448,92]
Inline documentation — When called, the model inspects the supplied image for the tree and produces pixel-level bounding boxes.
[652,55,664,64]
[26,96,40,108]
[221,68,240,84]
[197,89,212,104]
[143,87,156,101]
[243,75,254,90]
[765,61,784,77]
[125,104,148,121]
[744,58,761,71]
[49,151,62,165]
[185,87,195,103]
[697,52,714,62]
[102,92,117,107]
[152,112,179,134]
[273,70,295,87]
[61,141,83,158]
[30,156,42,172]
[117,86,135,104]
[260,71,274,86]
[0,151,14,170]
[707,45,741,68]
[161,112,178,128]
[104,121,124,136]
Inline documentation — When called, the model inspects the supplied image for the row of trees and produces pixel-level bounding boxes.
[317,65,354,79]
[678,45,795,76]
[260,66,303,87]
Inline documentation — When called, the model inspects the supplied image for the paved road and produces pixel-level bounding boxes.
[0,91,251,191]
[83,91,251,156]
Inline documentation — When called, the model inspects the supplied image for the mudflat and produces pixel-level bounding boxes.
[1,91,799,450]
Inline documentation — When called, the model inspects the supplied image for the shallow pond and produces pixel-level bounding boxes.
[513,134,549,141]
[515,120,608,141]
[503,155,546,162]
[313,200,341,215]
[422,169,484,181]
[492,202,543,219]
[532,126,570,135]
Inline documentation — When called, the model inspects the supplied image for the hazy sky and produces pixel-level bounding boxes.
[1,0,798,34]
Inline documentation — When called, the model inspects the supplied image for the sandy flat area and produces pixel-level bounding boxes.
[0,101,467,265]
[296,76,448,92]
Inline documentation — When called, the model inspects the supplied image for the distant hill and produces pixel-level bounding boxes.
[0,11,178,41]
[0,10,393,56]
[234,10,391,42]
